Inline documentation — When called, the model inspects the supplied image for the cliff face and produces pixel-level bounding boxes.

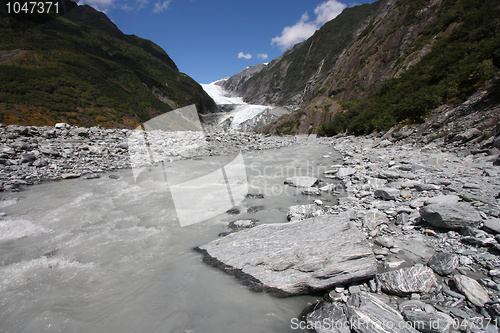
[227,0,499,135]
[0,1,216,128]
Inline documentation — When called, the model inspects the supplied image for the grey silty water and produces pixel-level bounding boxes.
[0,141,342,333]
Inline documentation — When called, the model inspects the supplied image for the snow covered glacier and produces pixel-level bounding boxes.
[201,79,278,131]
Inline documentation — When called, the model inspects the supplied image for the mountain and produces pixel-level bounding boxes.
[0,0,216,128]
[223,0,500,135]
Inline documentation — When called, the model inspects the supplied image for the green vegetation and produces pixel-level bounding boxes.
[320,0,500,136]
[275,110,304,135]
[0,1,215,128]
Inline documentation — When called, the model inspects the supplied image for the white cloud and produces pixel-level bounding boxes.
[80,0,116,7]
[314,0,346,25]
[153,0,172,13]
[80,0,168,13]
[238,52,252,60]
[271,0,346,50]
[257,53,268,60]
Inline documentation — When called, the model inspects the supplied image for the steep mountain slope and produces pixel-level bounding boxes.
[229,0,499,135]
[0,1,216,128]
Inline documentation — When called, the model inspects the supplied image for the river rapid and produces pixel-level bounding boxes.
[1,140,341,333]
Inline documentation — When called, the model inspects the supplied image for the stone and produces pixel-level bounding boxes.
[287,204,324,222]
[246,193,264,199]
[483,218,500,234]
[228,219,258,230]
[33,159,48,167]
[54,122,69,128]
[454,128,481,143]
[302,187,321,196]
[373,236,395,248]
[374,188,400,201]
[414,183,442,191]
[284,176,318,187]
[377,265,437,295]
[20,153,36,163]
[424,195,460,206]
[247,205,263,214]
[378,170,401,179]
[419,203,482,230]
[363,209,389,230]
[402,310,454,333]
[454,274,491,307]
[396,213,410,225]
[336,168,356,178]
[60,173,81,179]
[344,292,419,333]
[305,301,350,333]
[197,216,377,297]
[427,252,458,276]
[226,208,241,215]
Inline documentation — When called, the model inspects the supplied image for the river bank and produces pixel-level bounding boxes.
[0,103,500,332]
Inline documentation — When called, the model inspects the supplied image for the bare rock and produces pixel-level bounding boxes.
[305,301,350,333]
[287,204,325,222]
[196,216,377,297]
[336,168,356,178]
[374,188,400,201]
[345,292,419,333]
[424,195,460,206]
[61,173,81,179]
[377,265,437,296]
[454,274,491,307]
[402,310,454,333]
[419,203,482,230]
[483,218,500,234]
[284,176,318,187]
[427,252,459,276]
[363,209,389,230]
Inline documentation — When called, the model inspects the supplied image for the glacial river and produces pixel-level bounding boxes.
[0,140,341,333]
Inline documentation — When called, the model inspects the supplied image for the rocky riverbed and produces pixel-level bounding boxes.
[1,109,499,332]
[0,123,299,191]
[196,129,500,332]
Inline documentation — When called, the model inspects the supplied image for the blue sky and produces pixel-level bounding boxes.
[79,0,377,84]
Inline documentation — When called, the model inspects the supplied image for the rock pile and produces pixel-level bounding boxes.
[0,123,298,191]
[198,130,500,332]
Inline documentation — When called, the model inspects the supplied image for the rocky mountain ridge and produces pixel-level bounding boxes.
[0,0,216,128]
[221,0,499,136]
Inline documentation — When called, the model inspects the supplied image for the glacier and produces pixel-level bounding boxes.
[201,80,271,130]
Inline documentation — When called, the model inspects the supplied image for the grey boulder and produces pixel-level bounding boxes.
[287,204,324,222]
[424,195,460,206]
[197,216,377,297]
[345,292,419,333]
[284,176,318,187]
[374,188,400,201]
[483,218,500,234]
[454,274,491,307]
[305,301,350,333]
[377,265,437,295]
[336,168,356,178]
[427,252,458,276]
[419,202,482,230]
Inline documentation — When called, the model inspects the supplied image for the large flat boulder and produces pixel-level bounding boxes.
[197,216,377,297]
[419,202,482,230]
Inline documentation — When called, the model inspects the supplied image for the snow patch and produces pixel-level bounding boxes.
[201,81,270,131]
